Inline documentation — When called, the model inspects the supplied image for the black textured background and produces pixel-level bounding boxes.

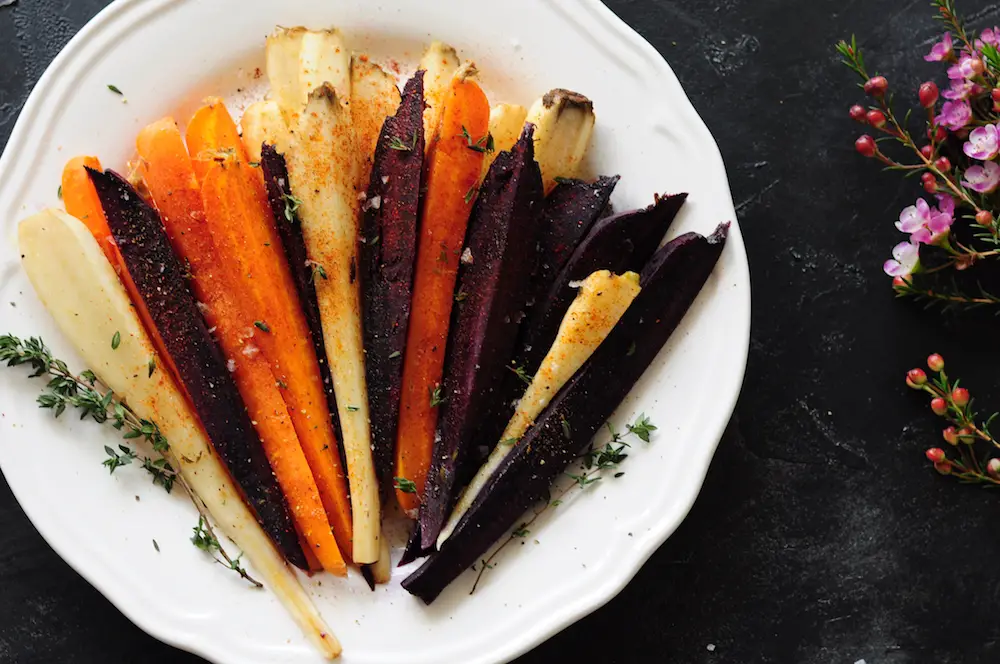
[2,1,999,662]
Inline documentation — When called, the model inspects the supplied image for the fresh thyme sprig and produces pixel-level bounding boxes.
[0,334,261,587]
[470,413,656,593]
[282,191,302,222]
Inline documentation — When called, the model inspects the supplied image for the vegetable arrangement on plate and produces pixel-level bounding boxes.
[2,26,728,659]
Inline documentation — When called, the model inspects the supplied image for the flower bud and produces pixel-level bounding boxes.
[864,75,889,96]
[907,368,928,386]
[976,210,993,226]
[934,460,953,475]
[959,426,975,443]
[927,353,944,372]
[919,81,939,108]
[926,447,947,463]
[849,104,867,122]
[855,134,877,157]
[934,156,951,172]
[951,387,970,407]
[970,58,986,75]
[993,88,1000,103]
[988,458,1000,479]
[943,426,960,445]
[920,144,934,159]
[866,109,887,128]
[931,397,948,415]
[893,275,907,289]
[928,125,947,142]
[922,172,938,193]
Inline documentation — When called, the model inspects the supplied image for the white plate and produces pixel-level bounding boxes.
[0,0,750,662]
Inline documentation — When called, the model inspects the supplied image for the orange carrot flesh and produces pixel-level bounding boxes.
[394,76,489,514]
[60,156,186,393]
[195,144,355,560]
[135,119,348,576]
[186,98,252,184]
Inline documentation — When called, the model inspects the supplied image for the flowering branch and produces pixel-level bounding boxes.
[839,4,1000,308]
[892,275,1000,313]
[906,354,1000,485]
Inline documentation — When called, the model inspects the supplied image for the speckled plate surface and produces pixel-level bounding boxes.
[0,0,750,662]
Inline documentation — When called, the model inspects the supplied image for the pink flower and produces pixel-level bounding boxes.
[925,33,954,62]
[896,197,954,244]
[982,27,1000,46]
[963,124,1000,159]
[936,194,955,218]
[948,54,980,80]
[938,100,972,130]
[962,160,1000,193]
[884,241,920,277]
[942,78,979,100]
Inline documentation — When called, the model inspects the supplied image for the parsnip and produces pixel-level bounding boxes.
[418,41,460,146]
[265,27,308,126]
[240,99,288,161]
[286,87,381,564]
[438,269,640,548]
[482,103,528,177]
[268,27,383,565]
[371,534,392,585]
[524,88,596,194]
[300,29,351,100]
[18,208,340,659]
[351,56,401,179]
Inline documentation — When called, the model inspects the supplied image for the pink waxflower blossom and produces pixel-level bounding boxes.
[925,32,954,62]
[962,160,1000,193]
[938,100,972,130]
[896,198,932,235]
[883,241,920,277]
[896,197,954,244]
[963,124,1000,159]
[982,27,1000,46]
[948,54,979,79]
[936,194,955,218]
[942,78,979,100]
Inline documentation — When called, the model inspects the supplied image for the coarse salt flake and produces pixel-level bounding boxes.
[460,247,474,265]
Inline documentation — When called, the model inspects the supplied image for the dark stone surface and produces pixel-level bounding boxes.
[2,0,1000,662]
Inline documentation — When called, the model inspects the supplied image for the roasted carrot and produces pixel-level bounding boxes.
[135,118,347,576]
[186,98,252,184]
[394,66,489,515]
[192,133,355,560]
[60,156,186,394]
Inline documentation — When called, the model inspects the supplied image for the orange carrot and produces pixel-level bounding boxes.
[186,98,252,184]
[135,119,348,575]
[60,156,186,392]
[394,72,489,514]
[189,105,355,559]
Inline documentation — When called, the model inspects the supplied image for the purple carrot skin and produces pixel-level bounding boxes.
[402,223,730,603]
[360,71,425,484]
[259,144,343,447]
[520,192,687,374]
[397,522,428,567]
[476,191,687,457]
[418,125,544,549]
[87,168,307,570]
[534,175,619,296]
